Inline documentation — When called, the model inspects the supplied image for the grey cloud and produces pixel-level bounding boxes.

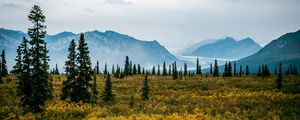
[1,2,22,8]
[103,0,133,5]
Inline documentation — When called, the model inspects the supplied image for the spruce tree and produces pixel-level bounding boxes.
[133,64,136,74]
[223,62,228,77]
[12,46,22,74]
[163,61,167,76]
[276,63,283,89]
[257,65,262,77]
[168,65,172,75]
[210,63,212,75]
[233,62,236,76]
[152,66,155,75]
[102,73,114,102]
[1,50,8,76]
[104,63,108,74]
[245,65,249,76]
[73,33,92,102]
[124,56,130,76]
[27,5,51,112]
[172,61,178,80]
[228,62,232,77]
[137,64,141,74]
[196,58,199,74]
[96,60,100,74]
[16,37,32,111]
[157,64,160,75]
[213,59,219,77]
[55,63,59,74]
[61,39,77,100]
[184,63,187,76]
[112,65,115,74]
[141,75,150,100]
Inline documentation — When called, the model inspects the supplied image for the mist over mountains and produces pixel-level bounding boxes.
[0,28,178,71]
[182,37,262,59]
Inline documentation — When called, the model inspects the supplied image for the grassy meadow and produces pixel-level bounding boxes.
[0,74,299,119]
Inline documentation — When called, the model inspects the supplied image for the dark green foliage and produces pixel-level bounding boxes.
[73,33,93,103]
[184,63,187,76]
[61,39,77,101]
[26,5,52,112]
[16,37,32,111]
[104,63,108,74]
[276,63,283,89]
[137,64,141,74]
[12,46,22,74]
[239,65,242,77]
[245,65,249,76]
[168,65,172,75]
[163,61,167,76]
[152,66,155,75]
[112,65,115,74]
[102,73,114,102]
[234,62,236,76]
[141,75,150,100]
[96,60,100,74]
[129,61,133,76]
[124,56,130,76]
[257,65,262,77]
[172,61,178,80]
[210,63,212,75]
[114,65,120,78]
[157,64,160,75]
[213,59,219,77]
[196,58,200,74]
[132,64,136,74]
[142,68,145,75]
[1,50,8,76]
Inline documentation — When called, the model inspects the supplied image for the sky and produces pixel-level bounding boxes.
[0,0,300,52]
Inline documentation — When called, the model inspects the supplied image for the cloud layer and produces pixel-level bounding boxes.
[0,0,300,52]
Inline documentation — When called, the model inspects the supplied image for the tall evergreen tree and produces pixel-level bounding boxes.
[257,65,262,77]
[228,62,232,77]
[112,65,115,74]
[168,65,172,75]
[55,63,59,74]
[196,58,200,74]
[96,60,100,74]
[276,63,283,89]
[184,63,187,76]
[16,37,32,111]
[26,5,52,112]
[152,66,156,75]
[101,73,114,102]
[124,56,130,76]
[12,46,22,74]
[73,33,92,102]
[213,59,219,77]
[132,64,136,74]
[223,62,228,77]
[275,66,277,74]
[210,63,212,75]
[245,65,249,76]
[172,61,178,80]
[137,64,141,74]
[129,61,133,76]
[1,50,8,76]
[61,39,77,100]
[141,75,150,100]
[233,62,236,76]
[104,63,108,74]
[163,61,167,76]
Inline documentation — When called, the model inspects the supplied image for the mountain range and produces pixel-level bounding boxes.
[182,37,262,59]
[236,29,300,73]
[0,28,178,71]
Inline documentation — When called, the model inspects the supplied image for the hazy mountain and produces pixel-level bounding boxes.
[236,29,300,73]
[183,37,262,59]
[0,28,178,71]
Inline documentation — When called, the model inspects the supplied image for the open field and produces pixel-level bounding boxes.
[0,74,299,119]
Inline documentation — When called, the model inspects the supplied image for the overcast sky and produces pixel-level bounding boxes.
[1,0,300,52]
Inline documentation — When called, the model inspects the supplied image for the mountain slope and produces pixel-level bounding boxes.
[0,28,178,70]
[236,29,300,73]
[184,37,262,59]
